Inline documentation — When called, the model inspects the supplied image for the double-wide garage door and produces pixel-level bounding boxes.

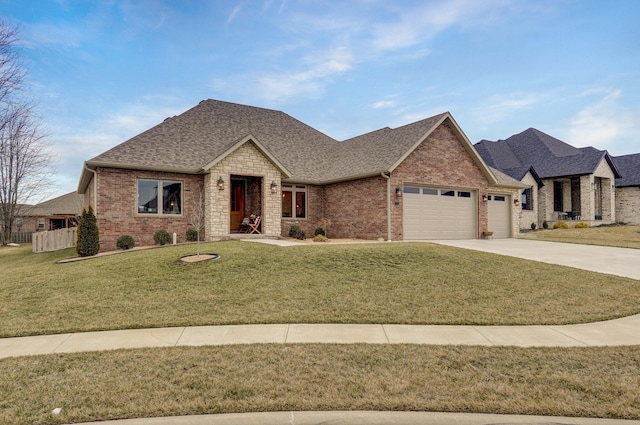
[403,186,477,240]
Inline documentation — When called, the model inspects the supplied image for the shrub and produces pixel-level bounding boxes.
[116,235,135,250]
[574,222,589,229]
[186,228,200,242]
[530,222,537,230]
[314,227,326,236]
[288,225,301,238]
[313,234,328,242]
[542,221,549,229]
[76,206,100,257]
[153,229,172,245]
[553,221,569,229]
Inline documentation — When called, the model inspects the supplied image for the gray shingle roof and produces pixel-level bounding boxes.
[83,100,463,186]
[475,128,621,180]
[613,153,640,187]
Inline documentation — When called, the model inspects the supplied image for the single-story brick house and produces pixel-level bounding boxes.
[474,128,640,229]
[77,99,525,250]
[613,153,640,225]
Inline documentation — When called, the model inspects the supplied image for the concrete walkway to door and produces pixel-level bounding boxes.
[429,238,640,281]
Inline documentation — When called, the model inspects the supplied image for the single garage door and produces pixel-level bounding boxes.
[403,186,477,240]
[487,194,511,238]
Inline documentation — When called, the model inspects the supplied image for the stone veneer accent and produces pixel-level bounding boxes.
[519,172,538,230]
[616,186,640,225]
[205,141,282,238]
[91,167,205,252]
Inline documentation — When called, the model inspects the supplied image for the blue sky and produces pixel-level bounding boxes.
[2,0,639,200]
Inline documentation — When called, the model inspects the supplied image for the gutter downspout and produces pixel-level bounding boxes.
[84,164,98,216]
[381,172,392,241]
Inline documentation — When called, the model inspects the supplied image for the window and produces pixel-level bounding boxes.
[457,191,471,198]
[521,188,532,210]
[403,187,419,194]
[553,181,563,212]
[493,195,506,202]
[441,190,455,196]
[422,188,438,195]
[138,179,182,215]
[37,218,45,229]
[282,185,307,218]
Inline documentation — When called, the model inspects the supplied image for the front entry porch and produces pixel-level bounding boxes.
[230,175,263,234]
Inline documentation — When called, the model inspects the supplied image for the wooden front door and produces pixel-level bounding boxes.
[230,179,245,231]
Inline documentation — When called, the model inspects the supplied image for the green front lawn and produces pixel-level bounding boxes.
[2,240,639,337]
[1,345,639,425]
[3,239,640,423]
[521,224,640,249]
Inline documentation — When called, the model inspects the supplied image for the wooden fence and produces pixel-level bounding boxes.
[0,231,33,244]
[32,228,77,253]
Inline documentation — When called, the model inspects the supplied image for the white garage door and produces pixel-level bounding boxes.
[487,194,511,238]
[403,186,477,240]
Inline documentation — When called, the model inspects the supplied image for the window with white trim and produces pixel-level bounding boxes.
[137,179,183,215]
[282,185,307,218]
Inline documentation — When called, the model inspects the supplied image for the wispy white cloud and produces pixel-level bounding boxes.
[370,0,513,51]
[564,88,638,151]
[228,5,242,24]
[370,100,397,109]
[474,91,550,125]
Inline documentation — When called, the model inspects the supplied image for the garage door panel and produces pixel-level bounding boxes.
[403,187,477,240]
[487,194,511,239]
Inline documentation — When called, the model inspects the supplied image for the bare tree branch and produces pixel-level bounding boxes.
[0,20,51,245]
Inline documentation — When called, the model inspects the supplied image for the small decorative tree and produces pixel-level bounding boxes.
[187,184,205,256]
[76,206,100,257]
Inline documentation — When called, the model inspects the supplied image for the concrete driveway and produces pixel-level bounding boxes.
[430,239,640,280]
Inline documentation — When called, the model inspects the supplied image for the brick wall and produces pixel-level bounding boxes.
[323,176,388,240]
[94,167,205,251]
[390,121,490,239]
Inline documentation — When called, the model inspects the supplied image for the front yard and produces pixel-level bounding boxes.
[520,224,640,249]
[2,240,640,337]
[1,239,640,424]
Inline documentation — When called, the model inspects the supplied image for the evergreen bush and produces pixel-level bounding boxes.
[314,227,325,236]
[153,229,172,245]
[76,206,100,257]
[288,225,301,238]
[116,235,135,250]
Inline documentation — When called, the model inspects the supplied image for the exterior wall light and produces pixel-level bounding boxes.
[395,187,402,197]
[271,180,278,193]
[217,176,224,190]
[513,198,520,207]
[482,194,488,202]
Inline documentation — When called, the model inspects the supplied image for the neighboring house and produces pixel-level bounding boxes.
[475,128,622,229]
[1,192,83,242]
[612,153,640,225]
[18,192,84,232]
[77,99,525,251]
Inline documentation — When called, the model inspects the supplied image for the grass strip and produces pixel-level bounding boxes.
[521,225,640,249]
[1,344,639,425]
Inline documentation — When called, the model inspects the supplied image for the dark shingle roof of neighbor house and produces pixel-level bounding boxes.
[82,99,511,189]
[613,153,640,187]
[17,192,84,217]
[475,128,621,181]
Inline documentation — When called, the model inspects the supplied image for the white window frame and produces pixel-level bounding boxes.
[137,179,183,216]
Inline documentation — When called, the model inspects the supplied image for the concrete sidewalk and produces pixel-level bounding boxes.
[2,314,640,359]
[68,411,640,425]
